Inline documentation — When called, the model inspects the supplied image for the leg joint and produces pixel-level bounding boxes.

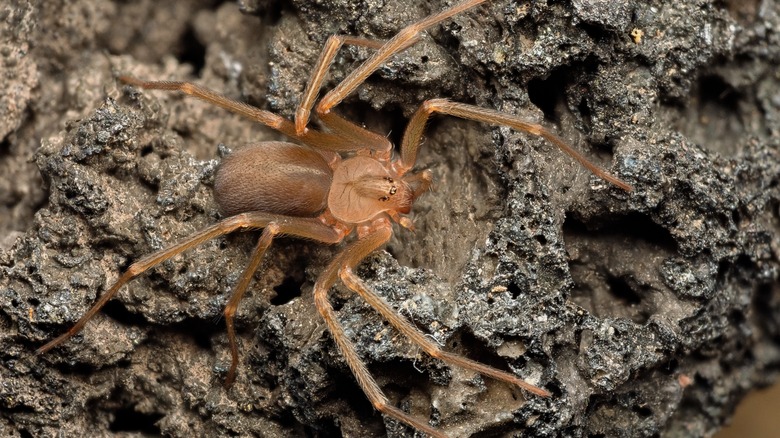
[395,26,420,44]
[221,213,250,231]
[422,98,449,114]
[372,398,389,413]
[428,347,445,360]
[126,263,143,277]
[338,265,353,283]
[265,222,281,235]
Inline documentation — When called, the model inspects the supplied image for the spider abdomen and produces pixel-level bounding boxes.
[214,142,333,217]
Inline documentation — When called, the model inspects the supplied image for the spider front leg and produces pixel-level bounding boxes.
[294,35,404,158]
[396,99,634,192]
[315,0,489,116]
[295,36,388,134]
[294,0,491,159]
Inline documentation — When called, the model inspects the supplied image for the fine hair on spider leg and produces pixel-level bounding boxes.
[37,0,632,436]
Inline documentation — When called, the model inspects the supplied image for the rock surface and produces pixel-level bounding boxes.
[1,0,779,436]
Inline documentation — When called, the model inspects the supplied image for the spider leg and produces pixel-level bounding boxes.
[117,76,365,154]
[396,98,634,191]
[299,0,492,159]
[296,36,394,133]
[316,0,489,115]
[339,268,551,397]
[37,213,260,355]
[36,213,344,361]
[313,221,446,438]
[222,219,346,386]
[295,35,411,157]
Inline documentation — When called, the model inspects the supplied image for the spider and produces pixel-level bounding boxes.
[37,0,632,436]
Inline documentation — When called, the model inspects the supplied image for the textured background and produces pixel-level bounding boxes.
[1,0,779,436]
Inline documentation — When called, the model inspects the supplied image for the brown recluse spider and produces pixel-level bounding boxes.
[37,0,633,436]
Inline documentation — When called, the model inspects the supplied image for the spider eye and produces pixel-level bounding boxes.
[389,186,397,195]
[379,196,389,202]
